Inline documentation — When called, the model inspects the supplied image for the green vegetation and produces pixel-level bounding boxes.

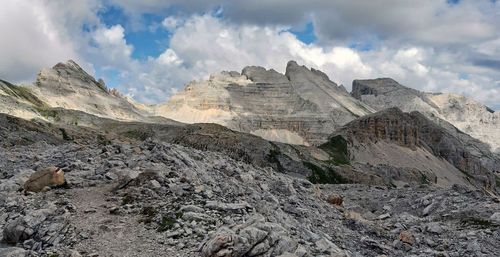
[157,216,177,232]
[59,128,72,141]
[175,211,184,218]
[139,206,157,224]
[0,79,48,108]
[121,130,151,141]
[459,169,473,179]
[420,174,430,185]
[319,135,350,165]
[97,134,112,146]
[304,161,345,184]
[122,195,134,205]
[460,218,499,229]
[141,206,157,217]
[0,79,63,122]
[37,107,60,121]
[266,147,284,172]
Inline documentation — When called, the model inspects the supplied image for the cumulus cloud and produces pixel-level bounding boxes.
[0,0,79,82]
[1,0,499,109]
[89,25,137,70]
[122,14,375,103]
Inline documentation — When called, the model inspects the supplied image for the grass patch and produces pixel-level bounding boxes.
[121,195,134,205]
[37,107,60,121]
[141,206,157,217]
[138,217,153,224]
[319,135,349,165]
[304,161,345,184]
[266,148,284,172]
[97,134,112,146]
[121,130,151,141]
[459,169,474,179]
[157,216,177,232]
[0,79,49,108]
[420,173,430,185]
[460,218,498,229]
[59,128,72,141]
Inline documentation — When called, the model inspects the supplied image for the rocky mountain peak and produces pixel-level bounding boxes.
[53,59,85,73]
[351,78,408,99]
[241,66,288,83]
[36,59,108,94]
[352,77,500,153]
[285,60,331,83]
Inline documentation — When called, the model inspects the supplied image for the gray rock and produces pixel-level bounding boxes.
[0,247,28,257]
[205,201,251,213]
[490,212,500,225]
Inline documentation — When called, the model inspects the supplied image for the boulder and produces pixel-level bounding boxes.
[200,215,297,257]
[24,167,66,192]
[399,231,415,245]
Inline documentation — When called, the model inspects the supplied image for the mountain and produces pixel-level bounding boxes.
[332,107,499,193]
[351,78,500,153]
[151,61,374,146]
[1,109,499,256]
[0,61,176,128]
[1,60,500,256]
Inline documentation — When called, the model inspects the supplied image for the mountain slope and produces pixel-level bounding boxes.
[0,61,175,125]
[352,78,500,153]
[332,107,500,193]
[30,60,150,121]
[152,61,374,146]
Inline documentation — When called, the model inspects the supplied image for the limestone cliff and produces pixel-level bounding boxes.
[352,78,500,153]
[154,61,374,145]
[31,60,151,121]
[334,107,499,192]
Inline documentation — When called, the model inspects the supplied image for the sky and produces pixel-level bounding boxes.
[0,0,499,110]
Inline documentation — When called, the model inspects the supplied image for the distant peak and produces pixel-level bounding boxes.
[53,59,85,72]
[285,60,336,86]
[286,60,299,68]
[241,65,288,83]
[351,78,408,99]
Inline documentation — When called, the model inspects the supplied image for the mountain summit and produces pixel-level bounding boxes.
[152,60,374,145]
[352,78,500,153]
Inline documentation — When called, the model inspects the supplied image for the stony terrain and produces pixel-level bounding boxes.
[352,78,500,153]
[1,131,499,257]
[332,108,500,194]
[1,60,500,256]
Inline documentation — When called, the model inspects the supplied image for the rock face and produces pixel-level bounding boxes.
[0,119,499,256]
[334,107,499,192]
[153,61,374,146]
[352,78,500,153]
[30,60,150,121]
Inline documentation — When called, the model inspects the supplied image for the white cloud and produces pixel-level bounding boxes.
[162,17,182,31]
[91,25,136,70]
[0,0,79,82]
[1,0,499,110]
[113,12,500,110]
[158,49,182,65]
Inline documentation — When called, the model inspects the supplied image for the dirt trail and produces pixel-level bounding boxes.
[66,185,176,256]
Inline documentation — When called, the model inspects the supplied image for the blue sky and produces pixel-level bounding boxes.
[0,0,499,109]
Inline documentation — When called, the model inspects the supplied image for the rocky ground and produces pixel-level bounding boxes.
[0,138,499,257]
